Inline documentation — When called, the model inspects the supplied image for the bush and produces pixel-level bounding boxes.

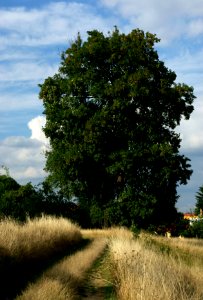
[185,219,203,238]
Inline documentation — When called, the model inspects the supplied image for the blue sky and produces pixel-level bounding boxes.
[0,0,203,212]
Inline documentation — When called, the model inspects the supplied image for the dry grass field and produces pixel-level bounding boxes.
[109,230,203,300]
[0,215,82,299]
[16,237,108,300]
[1,216,203,299]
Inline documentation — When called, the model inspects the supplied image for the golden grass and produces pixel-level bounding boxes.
[151,234,203,257]
[16,277,76,300]
[141,233,203,270]
[81,228,114,239]
[0,215,82,260]
[16,237,107,300]
[81,226,133,239]
[109,230,203,300]
[3,220,203,300]
[0,215,82,300]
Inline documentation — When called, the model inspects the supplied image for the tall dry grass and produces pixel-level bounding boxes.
[81,226,131,239]
[16,236,107,300]
[150,234,203,258]
[141,233,203,270]
[0,215,81,260]
[109,229,203,300]
[0,215,82,299]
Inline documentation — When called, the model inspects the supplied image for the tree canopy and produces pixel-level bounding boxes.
[39,27,195,228]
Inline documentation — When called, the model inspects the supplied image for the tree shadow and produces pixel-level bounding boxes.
[0,238,90,300]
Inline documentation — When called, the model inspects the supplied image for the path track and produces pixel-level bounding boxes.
[16,235,115,299]
[79,249,115,300]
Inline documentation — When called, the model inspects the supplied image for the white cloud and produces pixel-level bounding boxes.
[0,1,116,91]
[0,49,40,62]
[0,61,58,82]
[188,19,203,37]
[24,166,40,178]
[165,48,203,77]
[0,116,48,183]
[161,48,203,153]
[0,2,114,47]
[178,101,203,151]
[28,115,48,144]
[0,92,41,111]
[100,0,203,42]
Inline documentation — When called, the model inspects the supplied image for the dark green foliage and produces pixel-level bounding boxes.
[0,181,42,221]
[195,185,203,215]
[145,213,189,236]
[0,175,20,195]
[184,220,203,238]
[39,27,195,228]
[36,181,82,223]
[0,175,81,222]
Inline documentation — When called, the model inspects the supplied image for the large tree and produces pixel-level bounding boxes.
[39,28,195,228]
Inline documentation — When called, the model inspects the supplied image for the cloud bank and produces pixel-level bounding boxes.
[0,116,48,184]
[100,0,203,43]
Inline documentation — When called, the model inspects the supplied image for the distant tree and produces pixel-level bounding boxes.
[0,175,20,196]
[0,182,42,221]
[36,181,82,223]
[195,185,203,215]
[39,27,195,228]
[0,174,83,222]
[186,220,203,238]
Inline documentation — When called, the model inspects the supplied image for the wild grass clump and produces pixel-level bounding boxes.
[81,226,133,239]
[0,215,82,299]
[16,277,76,300]
[109,230,203,300]
[0,215,81,260]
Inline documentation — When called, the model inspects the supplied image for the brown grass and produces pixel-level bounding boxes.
[0,215,82,259]
[16,236,107,300]
[0,215,82,299]
[81,228,114,239]
[3,221,203,300]
[150,234,203,258]
[109,229,203,300]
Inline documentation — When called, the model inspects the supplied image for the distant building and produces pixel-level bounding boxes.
[183,213,201,225]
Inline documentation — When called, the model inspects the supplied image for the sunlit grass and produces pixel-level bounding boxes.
[109,230,203,300]
[2,219,203,300]
[0,215,82,299]
[0,215,81,260]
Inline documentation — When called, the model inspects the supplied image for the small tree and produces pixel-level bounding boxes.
[0,175,20,196]
[0,183,42,221]
[195,185,203,215]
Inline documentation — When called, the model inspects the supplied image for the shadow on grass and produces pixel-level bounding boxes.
[0,238,91,300]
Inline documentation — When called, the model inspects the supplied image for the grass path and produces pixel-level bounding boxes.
[8,224,203,300]
[16,236,110,299]
[79,249,116,300]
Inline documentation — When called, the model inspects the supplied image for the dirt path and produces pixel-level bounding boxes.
[79,250,116,300]
[15,232,116,300]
